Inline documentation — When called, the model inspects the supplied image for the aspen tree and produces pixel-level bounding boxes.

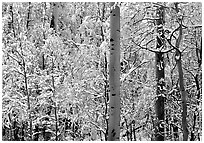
[108,2,120,141]
[25,2,32,140]
[52,2,59,141]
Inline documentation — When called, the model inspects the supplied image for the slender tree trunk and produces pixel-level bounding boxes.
[104,52,109,140]
[190,73,201,140]
[99,2,105,42]
[23,60,32,140]
[124,117,129,141]
[51,55,58,141]
[26,2,31,30]
[190,112,196,141]
[24,4,33,140]
[174,3,188,141]
[129,122,133,141]
[50,2,59,32]
[190,27,201,141]
[8,113,13,140]
[53,2,59,32]
[52,3,58,140]
[155,6,165,141]
[9,4,16,38]
[97,2,109,140]
[41,2,47,70]
[172,118,179,140]
[108,2,120,141]
[101,3,109,140]
[175,49,188,141]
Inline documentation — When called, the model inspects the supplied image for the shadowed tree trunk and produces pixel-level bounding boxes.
[26,2,31,30]
[155,6,165,141]
[9,4,16,37]
[174,3,188,141]
[108,2,120,141]
[51,2,59,32]
[175,33,188,141]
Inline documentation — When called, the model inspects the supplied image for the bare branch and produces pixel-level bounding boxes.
[121,61,149,83]
[131,38,158,53]
[182,67,196,79]
[182,24,202,29]
[134,18,160,25]
[7,53,21,65]
[88,121,106,135]
[152,2,170,9]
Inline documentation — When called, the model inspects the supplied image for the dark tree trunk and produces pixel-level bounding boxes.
[174,3,188,140]
[9,5,16,37]
[26,2,31,30]
[50,2,59,32]
[154,6,165,141]
[172,118,179,140]
[13,120,20,141]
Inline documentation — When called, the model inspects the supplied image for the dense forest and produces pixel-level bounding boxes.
[1,2,202,141]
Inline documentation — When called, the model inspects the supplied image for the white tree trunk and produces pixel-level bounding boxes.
[108,2,120,141]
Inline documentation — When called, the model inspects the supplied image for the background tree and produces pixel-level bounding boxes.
[154,5,165,141]
[172,3,188,140]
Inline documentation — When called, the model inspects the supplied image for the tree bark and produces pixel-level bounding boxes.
[98,3,108,140]
[51,3,58,138]
[108,2,120,141]
[155,6,165,141]
[9,4,16,37]
[26,2,31,30]
[104,52,109,141]
[175,50,188,141]
[51,2,59,32]
[23,60,32,140]
[175,29,188,141]
[174,3,188,141]
[51,56,58,141]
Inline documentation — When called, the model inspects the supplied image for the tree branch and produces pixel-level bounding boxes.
[131,38,176,54]
[134,18,160,25]
[121,60,149,83]
[88,121,106,135]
